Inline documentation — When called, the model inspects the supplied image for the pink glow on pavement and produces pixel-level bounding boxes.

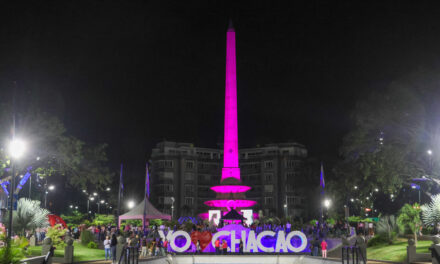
[221,24,241,182]
[204,199,257,208]
[211,185,251,193]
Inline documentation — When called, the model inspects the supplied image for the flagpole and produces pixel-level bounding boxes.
[320,163,325,225]
[143,162,149,231]
[117,163,123,228]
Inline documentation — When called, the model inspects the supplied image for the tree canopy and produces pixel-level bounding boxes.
[0,101,114,192]
[335,69,440,200]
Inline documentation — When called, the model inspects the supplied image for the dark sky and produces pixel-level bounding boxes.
[2,1,440,200]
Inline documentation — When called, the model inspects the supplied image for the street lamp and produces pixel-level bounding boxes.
[127,200,135,209]
[106,187,111,191]
[427,149,433,155]
[44,184,55,208]
[8,138,26,238]
[93,192,98,196]
[324,199,331,208]
[88,197,95,214]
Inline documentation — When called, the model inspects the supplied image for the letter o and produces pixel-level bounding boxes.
[286,231,307,253]
[170,231,191,253]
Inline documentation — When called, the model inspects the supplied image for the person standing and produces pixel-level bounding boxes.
[222,240,228,254]
[239,239,243,254]
[321,239,328,258]
[141,236,148,257]
[312,238,320,256]
[104,236,112,261]
[110,234,117,263]
[215,238,220,254]
[163,239,168,254]
[196,240,201,254]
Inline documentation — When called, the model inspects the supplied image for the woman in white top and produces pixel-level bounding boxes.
[104,236,111,260]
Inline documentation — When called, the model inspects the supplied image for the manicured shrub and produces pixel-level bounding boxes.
[87,241,98,249]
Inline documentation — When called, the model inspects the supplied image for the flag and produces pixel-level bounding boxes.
[145,163,150,198]
[320,163,325,189]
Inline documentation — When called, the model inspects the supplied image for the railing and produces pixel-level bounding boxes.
[341,246,366,264]
[118,246,139,264]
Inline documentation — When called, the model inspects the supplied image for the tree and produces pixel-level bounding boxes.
[335,69,440,200]
[9,198,49,236]
[0,103,114,192]
[421,194,440,230]
[397,203,422,244]
[376,215,400,244]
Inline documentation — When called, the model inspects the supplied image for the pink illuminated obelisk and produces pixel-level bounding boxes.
[204,20,256,213]
[222,20,240,182]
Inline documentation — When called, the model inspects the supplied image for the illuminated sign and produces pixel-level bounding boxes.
[158,226,308,253]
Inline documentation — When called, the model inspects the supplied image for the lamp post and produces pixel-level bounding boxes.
[44,184,55,208]
[88,197,95,214]
[323,199,331,220]
[171,197,175,220]
[8,138,26,238]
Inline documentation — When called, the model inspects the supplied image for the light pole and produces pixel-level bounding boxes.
[323,199,331,220]
[171,197,175,220]
[88,197,95,214]
[44,184,55,208]
[8,138,26,238]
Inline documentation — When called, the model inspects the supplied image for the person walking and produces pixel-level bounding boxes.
[104,235,112,261]
[222,240,228,254]
[215,238,220,254]
[321,239,328,258]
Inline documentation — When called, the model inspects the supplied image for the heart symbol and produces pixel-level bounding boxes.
[190,231,213,251]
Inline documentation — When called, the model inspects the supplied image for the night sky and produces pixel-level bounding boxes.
[2,1,440,201]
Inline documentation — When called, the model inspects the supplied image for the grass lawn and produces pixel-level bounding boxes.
[367,238,432,263]
[27,241,105,262]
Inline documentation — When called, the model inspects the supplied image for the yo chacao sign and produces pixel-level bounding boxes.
[158,225,308,253]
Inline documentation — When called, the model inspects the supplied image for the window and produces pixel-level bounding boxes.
[185,184,194,196]
[264,185,274,193]
[164,160,174,168]
[287,196,295,205]
[184,197,194,206]
[264,161,273,169]
[164,184,173,192]
[164,197,173,205]
[158,172,174,180]
[184,173,195,181]
[185,160,194,169]
[285,160,295,168]
[285,184,293,192]
[264,197,274,206]
[264,174,273,183]
[286,172,296,179]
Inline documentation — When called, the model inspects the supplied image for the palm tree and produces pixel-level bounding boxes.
[10,198,49,236]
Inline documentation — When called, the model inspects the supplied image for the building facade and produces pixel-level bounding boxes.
[150,141,309,219]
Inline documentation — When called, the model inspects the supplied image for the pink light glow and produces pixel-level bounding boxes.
[211,185,251,193]
[204,199,257,208]
[221,24,241,182]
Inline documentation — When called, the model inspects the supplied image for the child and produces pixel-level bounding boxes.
[321,239,328,258]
